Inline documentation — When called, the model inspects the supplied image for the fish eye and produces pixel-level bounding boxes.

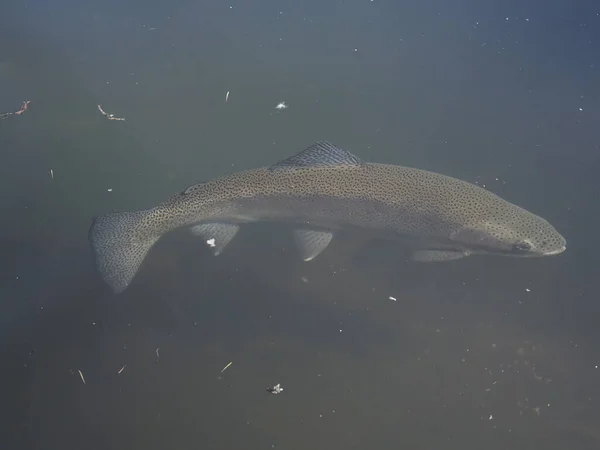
[514,241,532,252]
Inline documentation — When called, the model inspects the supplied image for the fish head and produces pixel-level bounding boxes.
[450,208,566,258]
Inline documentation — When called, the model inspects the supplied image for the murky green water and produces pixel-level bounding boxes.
[1,1,599,448]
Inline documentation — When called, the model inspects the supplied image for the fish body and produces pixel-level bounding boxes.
[89,142,566,293]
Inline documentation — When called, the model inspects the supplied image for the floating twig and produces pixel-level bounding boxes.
[117,365,126,374]
[78,369,86,385]
[97,104,125,121]
[221,361,232,373]
[155,347,160,363]
[225,91,230,103]
[50,169,54,180]
[1,101,30,120]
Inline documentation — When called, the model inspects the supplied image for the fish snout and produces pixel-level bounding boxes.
[542,241,566,256]
[538,232,567,256]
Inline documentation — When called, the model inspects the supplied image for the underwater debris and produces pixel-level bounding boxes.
[97,104,125,121]
[1,100,30,119]
[267,383,283,394]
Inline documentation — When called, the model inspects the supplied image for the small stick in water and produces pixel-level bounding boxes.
[78,369,86,384]
[1,101,30,119]
[97,104,125,121]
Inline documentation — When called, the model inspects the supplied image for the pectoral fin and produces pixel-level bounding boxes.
[412,250,467,262]
[293,229,333,261]
[190,223,240,256]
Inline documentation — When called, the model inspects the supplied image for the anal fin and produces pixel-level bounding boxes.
[293,229,333,261]
[190,223,240,256]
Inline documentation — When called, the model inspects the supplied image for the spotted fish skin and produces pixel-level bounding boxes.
[89,141,566,293]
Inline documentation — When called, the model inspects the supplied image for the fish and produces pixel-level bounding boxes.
[89,141,566,293]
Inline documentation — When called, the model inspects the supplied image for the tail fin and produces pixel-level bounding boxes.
[88,210,160,293]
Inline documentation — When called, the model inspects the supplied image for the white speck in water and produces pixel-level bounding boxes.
[525,288,531,292]
[206,238,216,248]
[274,101,288,110]
[107,188,113,192]
[389,296,397,301]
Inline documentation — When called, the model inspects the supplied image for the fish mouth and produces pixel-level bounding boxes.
[542,245,567,256]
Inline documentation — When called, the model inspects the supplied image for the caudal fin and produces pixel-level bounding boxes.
[88,210,160,293]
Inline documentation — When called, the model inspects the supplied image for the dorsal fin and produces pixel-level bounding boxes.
[181,182,205,196]
[269,141,362,170]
